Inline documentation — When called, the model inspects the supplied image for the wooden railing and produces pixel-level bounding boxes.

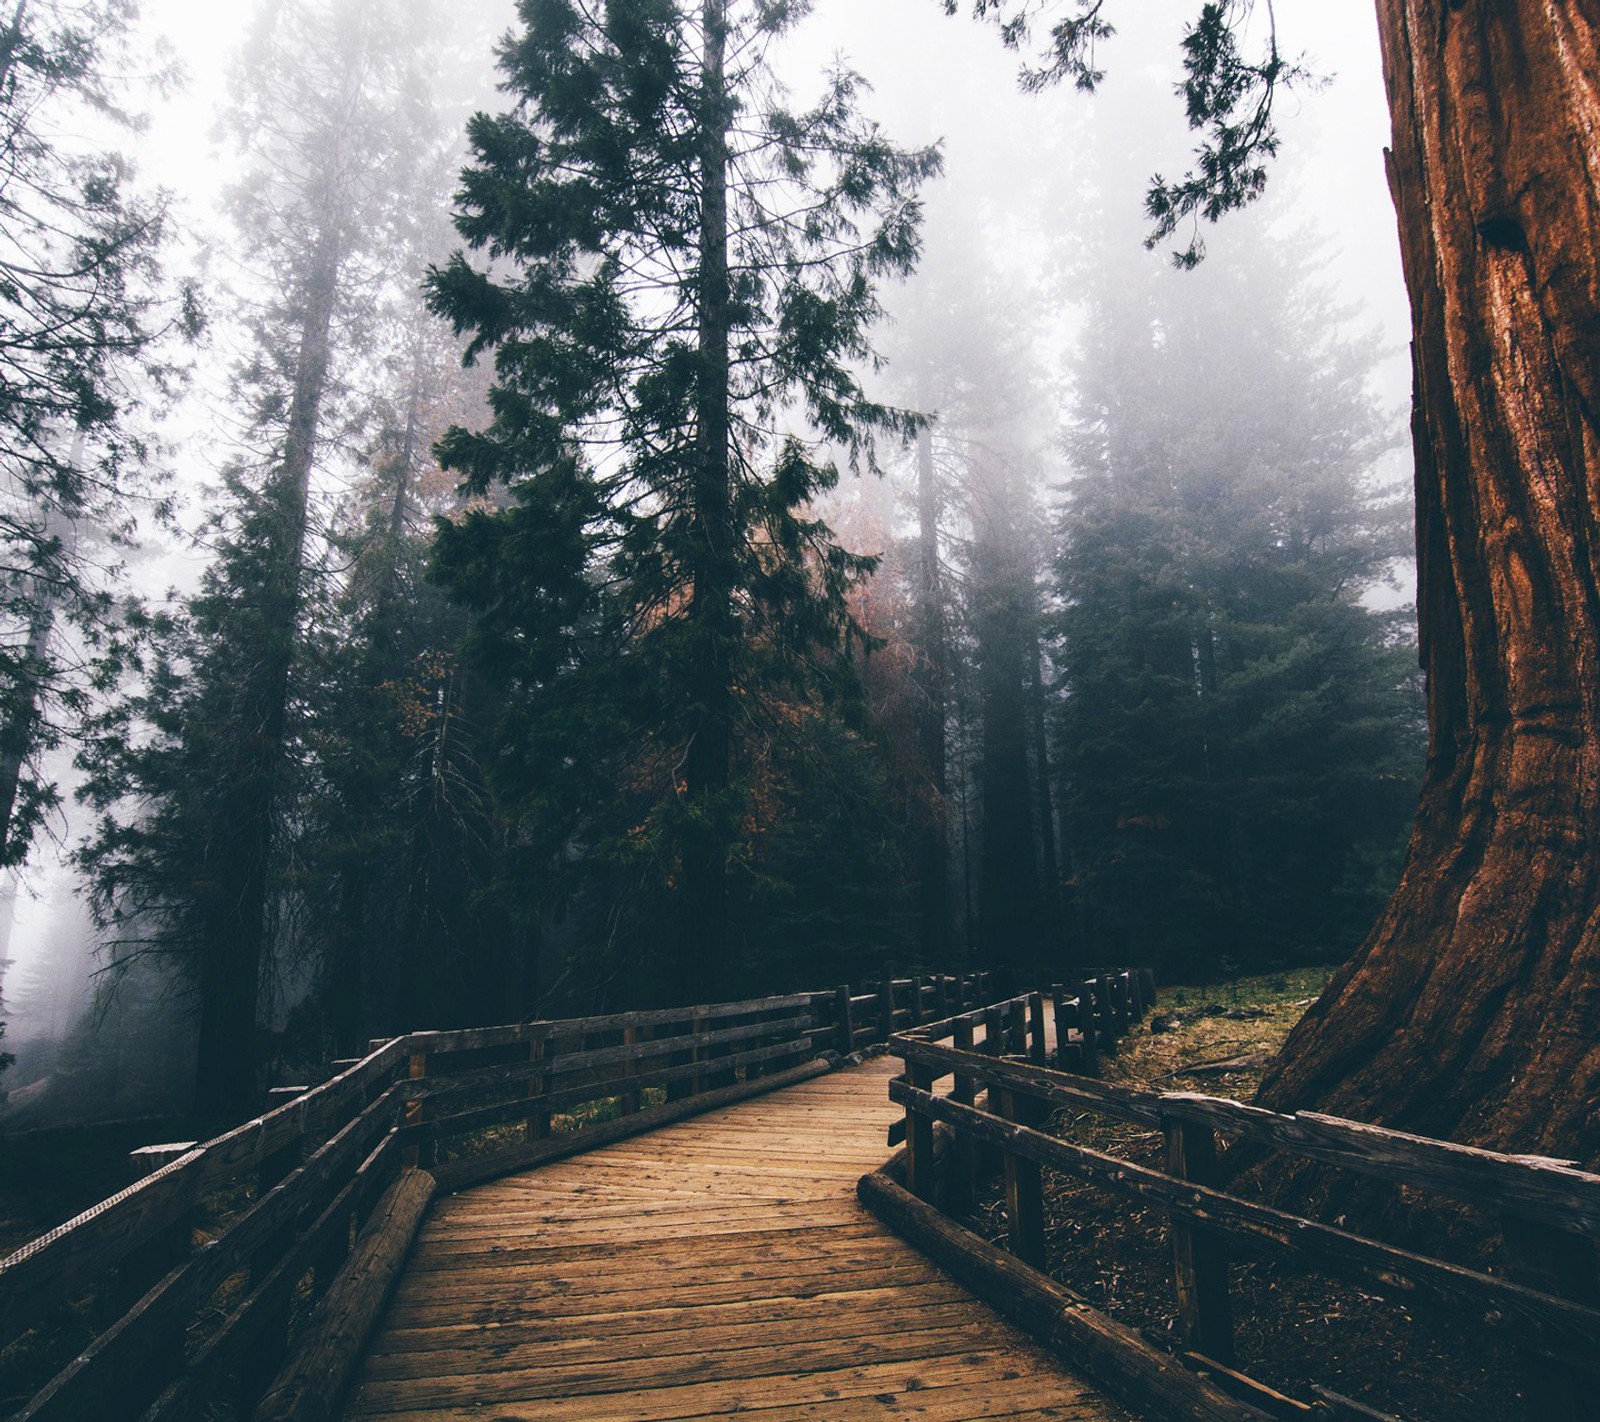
[863,988,1600,1422]
[0,972,994,1421]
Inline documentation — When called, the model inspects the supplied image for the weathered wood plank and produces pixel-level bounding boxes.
[428,1057,829,1192]
[253,1169,437,1422]
[857,1169,1270,1422]
[343,1056,1123,1422]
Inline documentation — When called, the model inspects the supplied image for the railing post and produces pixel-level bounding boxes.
[904,1059,937,1201]
[1006,998,1027,1056]
[948,1017,978,1212]
[935,974,950,1019]
[910,975,927,1027]
[982,1004,1004,1058]
[1050,984,1070,1070]
[525,1036,551,1140]
[404,1050,433,1169]
[998,1088,1047,1269]
[1093,975,1118,1057]
[1111,971,1132,1036]
[1501,1215,1600,1418]
[834,983,855,1056]
[1126,968,1145,1020]
[1162,1112,1235,1365]
[1077,987,1100,1078]
[877,979,896,1042]
[620,1026,641,1114]
[691,1009,709,1096]
[1027,991,1048,1064]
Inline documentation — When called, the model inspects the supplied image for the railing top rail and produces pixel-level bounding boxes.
[391,992,825,1057]
[897,993,1032,1043]
[889,1030,1600,1236]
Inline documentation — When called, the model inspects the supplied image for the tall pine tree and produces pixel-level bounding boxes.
[429,0,938,1000]
[1056,209,1422,981]
[80,0,440,1116]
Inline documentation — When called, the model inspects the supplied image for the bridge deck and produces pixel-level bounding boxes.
[343,1056,1132,1421]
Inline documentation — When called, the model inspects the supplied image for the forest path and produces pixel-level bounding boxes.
[341,1055,1130,1421]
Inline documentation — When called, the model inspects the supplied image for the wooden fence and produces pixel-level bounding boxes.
[862,988,1600,1422]
[0,972,994,1422]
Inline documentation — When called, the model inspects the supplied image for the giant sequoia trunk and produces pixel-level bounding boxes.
[1258,1,1600,1163]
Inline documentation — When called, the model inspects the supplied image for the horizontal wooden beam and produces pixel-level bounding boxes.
[857,1167,1271,1422]
[891,1080,1600,1368]
[252,1168,436,1422]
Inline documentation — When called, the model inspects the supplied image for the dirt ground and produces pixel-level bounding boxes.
[963,968,1533,1422]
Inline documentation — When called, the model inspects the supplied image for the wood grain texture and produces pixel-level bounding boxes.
[343,1057,1130,1421]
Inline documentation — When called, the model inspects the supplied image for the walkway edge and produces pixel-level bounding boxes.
[255,1166,437,1422]
[857,1166,1273,1422]
[432,1056,833,1193]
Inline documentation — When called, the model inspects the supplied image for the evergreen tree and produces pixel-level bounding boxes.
[429,0,938,1000]
[1056,211,1422,980]
[79,0,440,1116]
[0,0,188,869]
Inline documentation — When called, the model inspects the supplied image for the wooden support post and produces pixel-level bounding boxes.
[999,1089,1047,1270]
[834,983,855,1056]
[935,975,950,1020]
[1139,966,1158,1010]
[1075,985,1100,1078]
[619,1026,641,1115]
[1127,968,1146,1020]
[983,1004,1005,1057]
[1027,991,1048,1064]
[910,975,927,1027]
[1111,971,1131,1035]
[877,979,896,1042]
[1006,998,1027,1056]
[1050,986,1070,1070]
[947,1018,978,1212]
[978,970,995,1002]
[1501,1216,1600,1419]
[1094,975,1118,1057]
[404,1051,432,1168]
[904,1062,938,1202]
[525,1038,551,1141]
[691,1011,709,1096]
[1163,1114,1235,1366]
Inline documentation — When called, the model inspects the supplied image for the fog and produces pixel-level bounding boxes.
[0,0,1413,1121]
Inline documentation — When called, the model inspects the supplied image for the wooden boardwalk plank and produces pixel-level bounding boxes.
[344,1057,1133,1421]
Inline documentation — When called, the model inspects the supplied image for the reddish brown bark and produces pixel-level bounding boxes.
[1258,1,1600,1164]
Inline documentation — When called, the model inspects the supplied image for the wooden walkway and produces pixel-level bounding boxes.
[343,1057,1132,1421]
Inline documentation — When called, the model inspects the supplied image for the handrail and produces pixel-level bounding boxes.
[0,970,996,1421]
[873,990,1600,1421]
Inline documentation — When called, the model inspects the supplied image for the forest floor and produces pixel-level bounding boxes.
[963,966,1530,1422]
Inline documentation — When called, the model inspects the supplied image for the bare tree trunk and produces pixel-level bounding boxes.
[1260,0,1600,1163]
[913,425,951,965]
[679,0,733,1003]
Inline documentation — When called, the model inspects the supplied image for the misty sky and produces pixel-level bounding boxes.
[3,0,1411,1005]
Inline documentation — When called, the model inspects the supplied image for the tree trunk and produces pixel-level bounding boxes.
[0,584,54,868]
[976,576,1041,984]
[913,425,952,965]
[1259,0,1600,1163]
[194,228,340,1119]
[679,0,734,1004]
